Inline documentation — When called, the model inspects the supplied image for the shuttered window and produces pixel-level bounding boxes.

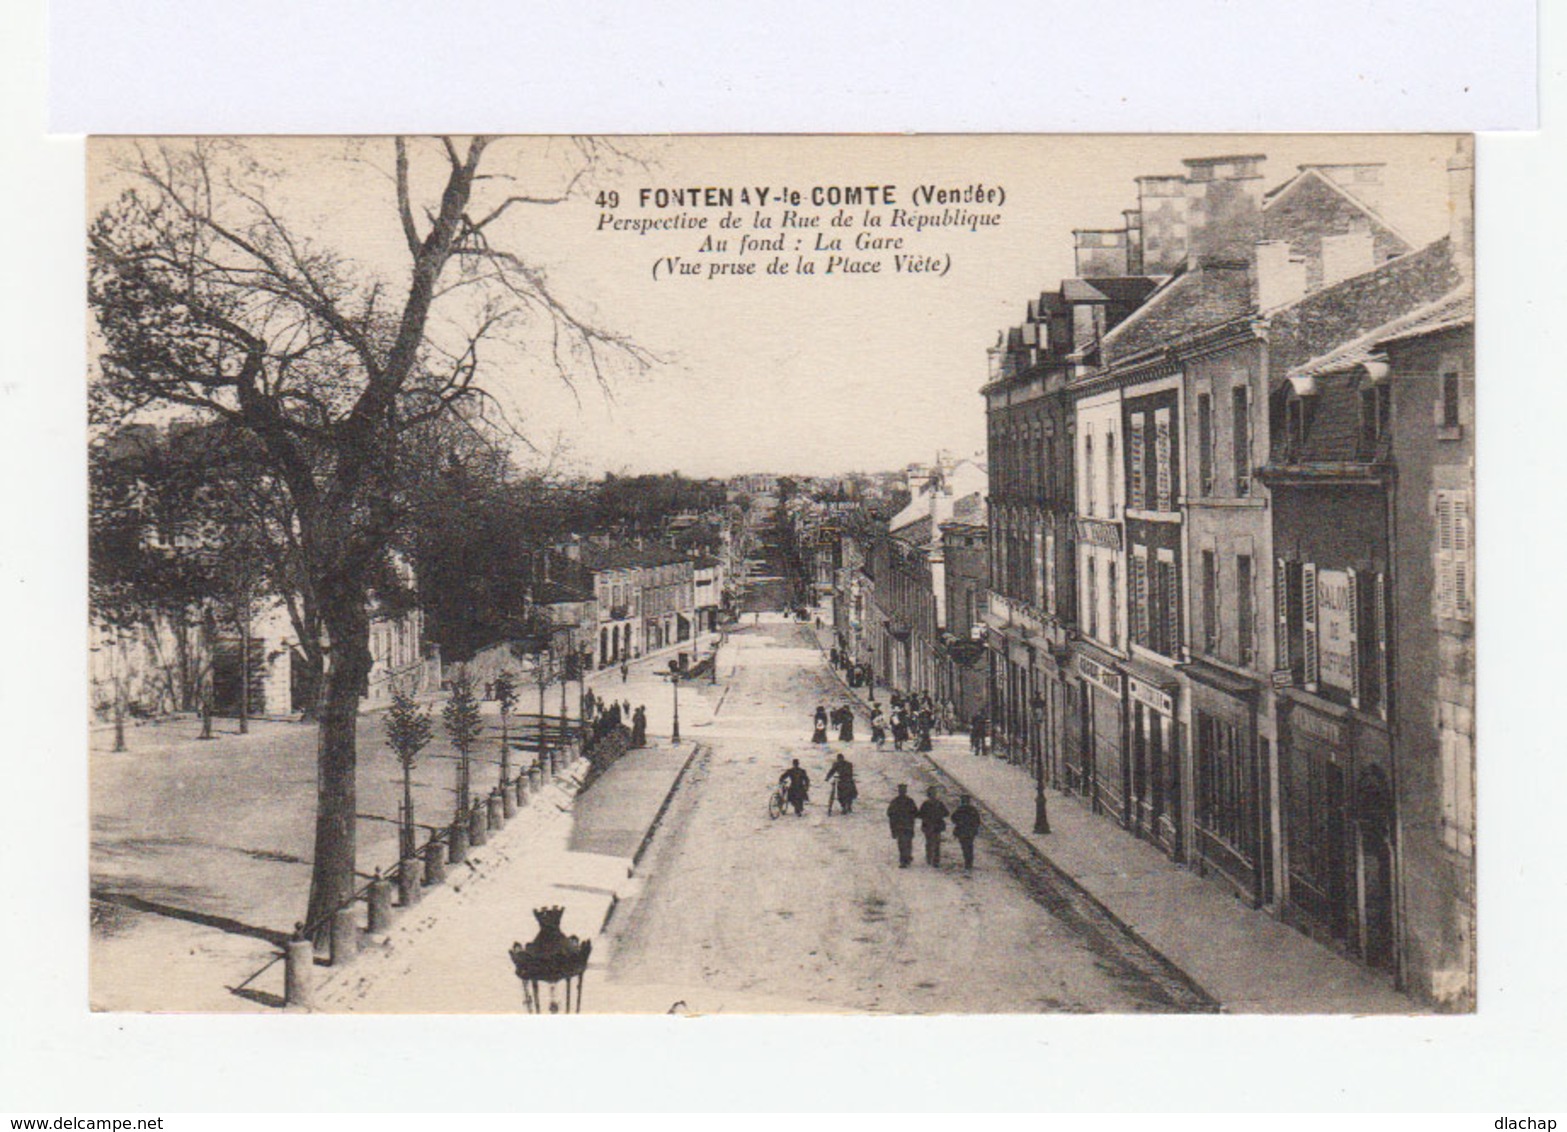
[1133,547,1150,647]
[1108,560,1120,649]
[1237,554,1254,666]
[1155,408,1173,512]
[1276,557,1291,671]
[1302,562,1319,690]
[1232,385,1252,496]
[1084,425,1096,516]
[1196,395,1213,496]
[1129,413,1147,510]
[1436,490,1474,622]
[1202,549,1218,654]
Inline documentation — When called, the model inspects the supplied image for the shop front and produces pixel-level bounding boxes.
[1185,663,1266,904]
[1279,692,1396,972]
[1074,648,1126,823]
[1124,666,1182,860]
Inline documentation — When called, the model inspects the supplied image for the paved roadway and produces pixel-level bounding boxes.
[600,617,1210,1013]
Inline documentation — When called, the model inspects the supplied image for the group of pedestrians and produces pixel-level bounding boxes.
[866,693,949,753]
[777,756,983,874]
[811,703,856,744]
[885,784,982,871]
[583,692,649,748]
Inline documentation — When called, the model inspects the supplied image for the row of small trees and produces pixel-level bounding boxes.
[384,668,518,866]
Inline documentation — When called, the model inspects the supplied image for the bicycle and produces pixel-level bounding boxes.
[768,782,788,820]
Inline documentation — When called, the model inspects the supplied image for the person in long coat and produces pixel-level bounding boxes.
[917,787,949,867]
[779,759,810,816]
[886,784,919,867]
[890,708,908,751]
[630,705,647,748]
[951,794,982,871]
[836,704,855,742]
[825,753,858,814]
[869,704,887,749]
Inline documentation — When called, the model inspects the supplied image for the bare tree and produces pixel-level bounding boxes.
[88,137,649,937]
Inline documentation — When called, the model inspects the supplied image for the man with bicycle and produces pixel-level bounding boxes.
[824,752,858,814]
[778,758,811,817]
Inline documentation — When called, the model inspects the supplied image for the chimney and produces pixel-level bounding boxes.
[1123,208,1144,274]
[1255,240,1308,310]
[1183,155,1266,268]
[1319,230,1376,287]
[1073,228,1129,276]
[1136,174,1192,273]
[1447,136,1474,283]
[1301,163,1386,212]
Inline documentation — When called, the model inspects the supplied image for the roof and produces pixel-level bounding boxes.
[1100,265,1254,365]
[1266,237,1462,387]
[890,514,933,545]
[576,544,693,572]
[529,579,594,606]
[1082,276,1163,307]
[945,492,988,528]
[1285,284,1474,381]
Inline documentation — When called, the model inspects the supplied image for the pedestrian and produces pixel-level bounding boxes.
[812,705,829,744]
[886,784,918,867]
[631,705,647,748]
[890,708,907,751]
[779,758,810,817]
[869,703,886,749]
[620,661,629,683]
[970,713,987,756]
[917,786,949,867]
[825,752,857,814]
[837,704,855,743]
[951,794,981,871]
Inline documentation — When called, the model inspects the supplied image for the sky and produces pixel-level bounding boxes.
[89,134,1460,481]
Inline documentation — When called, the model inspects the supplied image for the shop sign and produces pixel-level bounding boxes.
[1127,677,1174,716]
[1318,568,1355,693]
[1292,706,1343,747]
[1078,654,1122,697]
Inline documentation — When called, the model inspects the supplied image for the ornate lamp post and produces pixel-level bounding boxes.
[1031,693,1051,835]
[661,662,683,744]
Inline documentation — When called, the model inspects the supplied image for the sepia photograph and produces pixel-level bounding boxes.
[84,132,1475,1018]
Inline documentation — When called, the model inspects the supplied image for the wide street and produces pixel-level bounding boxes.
[598,615,1209,1013]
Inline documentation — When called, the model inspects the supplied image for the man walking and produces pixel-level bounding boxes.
[886,784,918,867]
[917,786,949,867]
[951,794,981,872]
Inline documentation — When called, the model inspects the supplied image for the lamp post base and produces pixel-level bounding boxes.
[1033,784,1051,835]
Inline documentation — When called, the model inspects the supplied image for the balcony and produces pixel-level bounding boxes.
[986,590,1045,636]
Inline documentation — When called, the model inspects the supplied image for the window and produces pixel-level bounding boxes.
[1440,727,1474,853]
[1232,386,1251,495]
[1286,396,1306,455]
[1108,560,1120,649]
[1045,524,1057,616]
[1154,408,1173,511]
[1129,413,1146,510]
[1441,371,1461,429]
[1436,490,1474,621]
[1084,426,1096,515]
[1196,395,1213,496]
[1086,555,1099,640]
[1237,554,1254,665]
[1202,549,1219,653]
[1106,429,1118,517]
[1132,548,1151,647]
[1196,713,1253,855]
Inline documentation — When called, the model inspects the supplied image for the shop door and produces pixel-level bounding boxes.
[1356,769,1396,971]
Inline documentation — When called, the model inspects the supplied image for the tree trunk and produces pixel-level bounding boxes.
[303,593,372,943]
[401,763,416,863]
[238,600,251,735]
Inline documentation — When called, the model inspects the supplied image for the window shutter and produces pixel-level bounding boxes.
[1346,567,1361,708]
[1453,492,1473,621]
[1045,525,1057,615]
[1129,413,1146,510]
[1374,571,1390,718]
[1302,562,1319,691]
[1133,549,1150,647]
[1276,557,1291,671]
[1155,408,1173,512]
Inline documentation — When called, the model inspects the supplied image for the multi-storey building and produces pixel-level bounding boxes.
[937,497,989,725]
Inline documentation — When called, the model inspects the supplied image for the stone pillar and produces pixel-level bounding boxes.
[366,870,393,937]
[502,783,518,819]
[329,906,359,966]
[515,774,528,806]
[449,818,469,864]
[487,790,505,830]
[284,927,315,1010]
[469,798,488,847]
[528,765,542,793]
[399,857,423,905]
[423,839,447,885]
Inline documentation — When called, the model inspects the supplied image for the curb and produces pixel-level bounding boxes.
[631,743,703,870]
[921,754,1222,1013]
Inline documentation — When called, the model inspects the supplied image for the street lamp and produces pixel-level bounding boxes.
[661,662,683,744]
[1031,693,1051,835]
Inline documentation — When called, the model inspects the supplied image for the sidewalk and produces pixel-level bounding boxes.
[802,602,1415,1015]
[923,741,1416,1014]
[311,738,700,1013]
